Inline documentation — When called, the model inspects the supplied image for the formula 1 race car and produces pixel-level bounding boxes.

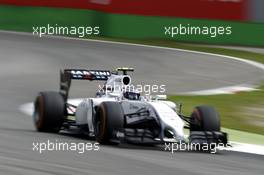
[33,67,228,146]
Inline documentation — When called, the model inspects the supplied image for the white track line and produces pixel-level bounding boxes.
[182,84,258,95]
[222,142,264,155]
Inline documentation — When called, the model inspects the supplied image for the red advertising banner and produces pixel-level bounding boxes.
[0,0,249,21]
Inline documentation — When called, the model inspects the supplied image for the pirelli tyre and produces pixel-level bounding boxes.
[94,102,124,144]
[190,106,220,132]
[33,91,65,133]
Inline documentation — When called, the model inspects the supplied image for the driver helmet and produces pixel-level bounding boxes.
[123,87,140,100]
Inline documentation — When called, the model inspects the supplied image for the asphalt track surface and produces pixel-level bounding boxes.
[0,31,263,175]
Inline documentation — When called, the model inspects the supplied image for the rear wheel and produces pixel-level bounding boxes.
[190,106,220,132]
[33,91,65,133]
[94,102,124,144]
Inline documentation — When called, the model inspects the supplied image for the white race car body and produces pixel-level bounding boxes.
[74,96,185,143]
[45,68,228,145]
[59,69,185,143]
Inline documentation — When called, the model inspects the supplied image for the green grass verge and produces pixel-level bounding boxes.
[222,128,264,145]
[170,86,264,135]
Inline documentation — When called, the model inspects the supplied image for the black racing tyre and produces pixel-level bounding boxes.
[190,106,220,132]
[94,102,124,144]
[33,91,65,133]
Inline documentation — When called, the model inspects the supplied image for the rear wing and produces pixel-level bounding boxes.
[60,69,111,101]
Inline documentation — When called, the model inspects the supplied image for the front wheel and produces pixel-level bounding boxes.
[190,106,220,132]
[94,102,124,144]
